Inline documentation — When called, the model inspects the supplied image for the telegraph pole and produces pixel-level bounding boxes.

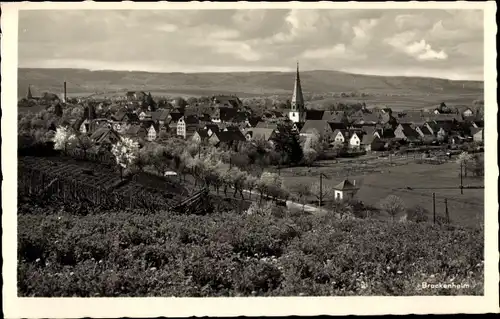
[432,193,436,224]
[445,198,449,224]
[319,173,323,208]
[460,162,464,195]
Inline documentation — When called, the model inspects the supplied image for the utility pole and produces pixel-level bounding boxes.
[445,198,449,224]
[319,173,328,208]
[319,173,323,208]
[460,162,464,195]
[432,193,436,224]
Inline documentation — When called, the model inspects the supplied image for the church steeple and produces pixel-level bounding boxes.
[27,85,33,99]
[289,61,305,123]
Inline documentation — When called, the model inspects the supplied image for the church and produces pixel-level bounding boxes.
[288,62,306,123]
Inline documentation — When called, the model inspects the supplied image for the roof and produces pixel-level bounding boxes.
[212,95,242,108]
[182,115,200,125]
[398,123,420,139]
[332,129,350,138]
[361,134,379,145]
[151,110,170,122]
[218,107,239,121]
[205,123,220,132]
[195,128,210,139]
[425,113,462,123]
[212,130,246,143]
[362,126,376,136]
[90,127,121,144]
[305,110,325,120]
[471,127,483,136]
[169,112,184,122]
[126,124,146,136]
[419,125,433,136]
[328,122,347,131]
[333,179,359,191]
[300,120,331,134]
[255,121,278,130]
[322,111,346,122]
[246,128,276,141]
[247,116,262,127]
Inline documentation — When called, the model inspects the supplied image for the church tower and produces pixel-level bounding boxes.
[289,61,305,123]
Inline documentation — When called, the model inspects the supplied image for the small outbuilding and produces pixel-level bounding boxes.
[333,179,360,201]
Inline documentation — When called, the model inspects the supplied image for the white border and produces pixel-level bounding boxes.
[2,1,498,317]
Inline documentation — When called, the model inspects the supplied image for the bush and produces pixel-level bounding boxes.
[17,198,484,297]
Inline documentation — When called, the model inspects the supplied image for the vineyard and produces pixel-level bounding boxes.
[18,156,190,212]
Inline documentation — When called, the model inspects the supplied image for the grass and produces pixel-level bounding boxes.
[280,156,484,228]
[18,197,484,297]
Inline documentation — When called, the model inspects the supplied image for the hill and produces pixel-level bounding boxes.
[18,68,483,99]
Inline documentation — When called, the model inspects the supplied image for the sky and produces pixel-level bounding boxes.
[18,9,484,81]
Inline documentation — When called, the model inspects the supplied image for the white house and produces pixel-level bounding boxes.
[147,124,157,141]
[349,132,362,149]
[333,179,359,201]
[176,117,186,138]
[138,111,148,121]
[332,129,348,145]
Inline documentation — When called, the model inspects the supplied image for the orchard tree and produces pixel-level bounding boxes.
[456,151,474,177]
[291,183,311,212]
[111,137,140,180]
[75,133,94,159]
[379,195,406,221]
[53,126,77,155]
[310,181,334,206]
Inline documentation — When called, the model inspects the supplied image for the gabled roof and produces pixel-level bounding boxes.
[398,123,420,139]
[212,95,242,108]
[90,127,121,144]
[470,127,483,136]
[328,122,347,131]
[151,110,170,122]
[195,128,210,139]
[219,107,239,121]
[361,134,380,145]
[332,129,350,138]
[419,125,433,136]
[322,111,346,122]
[126,124,146,136]
[246,128,276,141]
[180,115,200,125]
[300,120,331,134]
[212,130,246,143]
[204,123,220,133]
[305,110,325,120]
[333,179,359,191]
[169,112,184,122]
[247,116,262,127]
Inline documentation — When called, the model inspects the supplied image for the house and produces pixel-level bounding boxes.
[299,120,334,139]
[111,111,140,124]
[332,129,350,145]
[150,110,170,125]
[138,111,151,121]
[471,127,484,142]
[414,125,434,139]
[125,124,148,140]
[246,116,262,128]
[90,127,121,145]
[191,129,210,144]
[211,95,242,108]
[333,179,360,201]
[203,123,220,137]
[209,130,246,148]
[379,113,398,128]
[394,124,420,142]
[176,115,200,139]
[349,132,364,149]
[455,106,474,118]
[143,122,159,141]
[361,134,385,152]
[212,107,239,123]
[245,128,277,142]
[374,126,396,139]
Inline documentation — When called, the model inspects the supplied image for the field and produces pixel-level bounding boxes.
[280,155,484,228]
[18,197,484,297]
[308,93,482,111]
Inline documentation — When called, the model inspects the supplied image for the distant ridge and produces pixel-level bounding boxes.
[18,67,484,98]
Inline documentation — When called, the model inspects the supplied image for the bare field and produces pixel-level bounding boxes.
[280,158,484,228]
[308,93,482,111]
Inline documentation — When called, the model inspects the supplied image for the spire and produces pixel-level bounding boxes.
[291,61,304,112]
[27,85,33,99]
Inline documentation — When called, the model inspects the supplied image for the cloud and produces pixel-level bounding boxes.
[385,33,448,61]
[18,9,484,80]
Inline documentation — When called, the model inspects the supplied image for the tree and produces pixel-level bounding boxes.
[133,147,151,173]
[174,97,188,108]
[111,137,140,180]
[271,123,303,166]
[456,151,473,177]
[245,175,258,200]
[53,126,77,155]
[310,181,334,206]
[379,195,406,221]
[406,205,430,223]
[290,183,311,212]
[75,134,94,159]
[256,172,283,202]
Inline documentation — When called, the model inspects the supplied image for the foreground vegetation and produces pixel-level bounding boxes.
[18,198,484,297]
